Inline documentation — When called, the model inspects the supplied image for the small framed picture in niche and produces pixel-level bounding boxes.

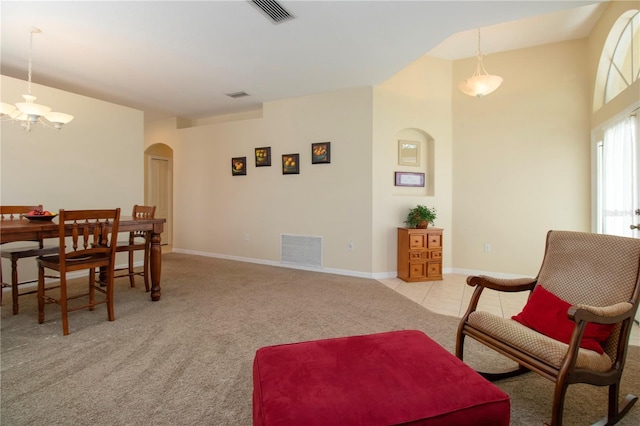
[282,154,300,175]
[311,142,331,164]
[395,171,425,187]
[255,147,271,167]
[231,157,247,176]
[398,140,420,166]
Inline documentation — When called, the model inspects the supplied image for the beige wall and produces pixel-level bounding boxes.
[1,74,144,279]
[148,57,456,279]
[6,1,631,281]
[146,35,615,279]
[155,88,376,276]
[142,2,640,280]
[1,75,144,208]
[452,39,592,276]
[372,56,454,275]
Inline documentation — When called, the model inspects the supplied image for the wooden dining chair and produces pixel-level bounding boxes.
[1,205,59,315]
[113,205,156,291]
[37,208,120,336]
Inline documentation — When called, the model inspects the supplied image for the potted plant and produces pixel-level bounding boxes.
[404,205,437,229]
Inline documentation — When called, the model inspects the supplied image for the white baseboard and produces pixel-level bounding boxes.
[171,248,532,281]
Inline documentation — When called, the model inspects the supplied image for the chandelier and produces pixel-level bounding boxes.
[1,28,74,131]
[458,29,503,98]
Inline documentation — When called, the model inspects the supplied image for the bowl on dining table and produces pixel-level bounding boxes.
[24,214,57,222]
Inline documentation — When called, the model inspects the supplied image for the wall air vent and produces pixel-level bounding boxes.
[250,0,295,24]
[225,91,250,99]
[281,234,322,268]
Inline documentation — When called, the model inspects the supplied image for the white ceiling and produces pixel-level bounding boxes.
[0,1,608,121]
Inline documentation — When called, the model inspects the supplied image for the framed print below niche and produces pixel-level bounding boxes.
[282,154,300,175]
[231,157,247,176]
[395,171,424,187]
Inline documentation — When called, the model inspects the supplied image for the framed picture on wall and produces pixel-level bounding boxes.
[311,142,331,164]
[231,157,247,176]
[395,171,424,187]
[398,140,420,166]
[282,154,300,175]
[255,147,271,167]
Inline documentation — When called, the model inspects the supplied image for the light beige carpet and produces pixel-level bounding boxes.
[1,253,638,425]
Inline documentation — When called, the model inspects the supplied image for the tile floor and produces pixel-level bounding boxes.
[378,273,640,347]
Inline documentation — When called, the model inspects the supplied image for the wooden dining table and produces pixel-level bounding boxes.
[0,216,166,301]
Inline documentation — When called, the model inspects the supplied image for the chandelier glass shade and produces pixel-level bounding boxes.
[458,29,503,98]
[0,28,73,131]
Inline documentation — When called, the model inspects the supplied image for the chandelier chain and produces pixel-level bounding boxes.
[27,29,36,96]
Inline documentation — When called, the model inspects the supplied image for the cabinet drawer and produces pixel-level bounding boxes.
[427,262,442,277]
[430,250,442,260]
[409,250,427,260]
[427,234,442,248]
[409,234,427,249]
[409,262,427,278]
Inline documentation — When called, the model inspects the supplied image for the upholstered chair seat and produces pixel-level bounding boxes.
[467,311,614,372]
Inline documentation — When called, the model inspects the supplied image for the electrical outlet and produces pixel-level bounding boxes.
[484,243,491,253]
[244,233,250,241]
[348,241,354,251]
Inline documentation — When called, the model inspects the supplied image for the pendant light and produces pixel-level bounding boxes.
[458,28,503,98]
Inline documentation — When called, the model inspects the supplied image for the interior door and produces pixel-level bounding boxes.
[148,156,172,245]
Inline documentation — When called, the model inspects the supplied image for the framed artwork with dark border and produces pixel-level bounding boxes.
[311,142,331,164]
[231,157,247,176]
[282,154,300,175]
[255,147,271,167]
[395,171,424,187]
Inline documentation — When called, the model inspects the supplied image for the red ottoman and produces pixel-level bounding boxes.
[253,330,510,425]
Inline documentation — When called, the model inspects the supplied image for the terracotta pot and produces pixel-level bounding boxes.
[416,220,429,229]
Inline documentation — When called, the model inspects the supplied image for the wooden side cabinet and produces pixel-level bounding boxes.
[397,227,443,282]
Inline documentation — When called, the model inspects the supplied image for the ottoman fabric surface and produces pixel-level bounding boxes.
[253,330,510,426]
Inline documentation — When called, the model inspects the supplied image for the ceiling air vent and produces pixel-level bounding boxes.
[226,91,250,99]
[250,0,294,24]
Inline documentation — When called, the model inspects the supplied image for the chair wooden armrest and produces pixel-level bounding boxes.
[467,275,537,292]
[568,301,634,324]
[462,275,537,317]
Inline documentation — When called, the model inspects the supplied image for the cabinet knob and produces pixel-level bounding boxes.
[631,224,640,230]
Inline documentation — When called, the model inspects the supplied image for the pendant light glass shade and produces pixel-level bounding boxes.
[16,94,52,118]
[459,29,503,98]
[1,102,19,117]
[44,111,75,129]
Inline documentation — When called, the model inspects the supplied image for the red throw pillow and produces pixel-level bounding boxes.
[512,285,614,354]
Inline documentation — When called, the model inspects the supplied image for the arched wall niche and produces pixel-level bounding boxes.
[394,128,435,196]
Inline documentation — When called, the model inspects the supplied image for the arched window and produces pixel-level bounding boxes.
[593,10,639,110]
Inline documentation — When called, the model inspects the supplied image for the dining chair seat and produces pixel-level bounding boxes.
[38,252,113,271]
